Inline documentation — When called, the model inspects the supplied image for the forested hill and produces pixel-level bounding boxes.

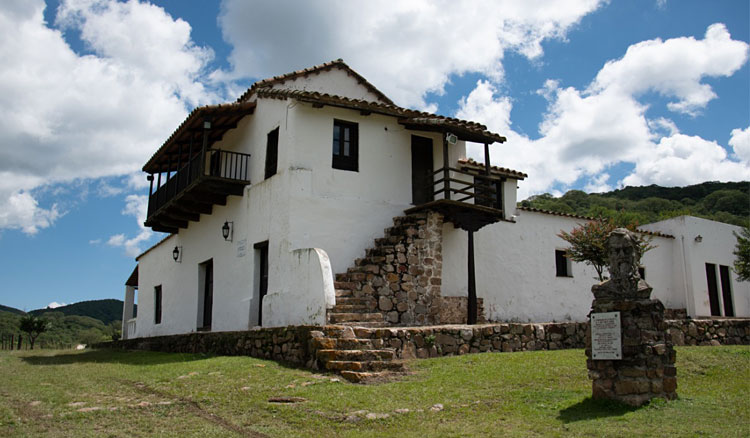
[29,299,126,325]
[0,305,25,315]
[520,181,749,226]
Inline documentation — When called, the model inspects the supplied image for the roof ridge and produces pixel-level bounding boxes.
[254,88,506,143]
[236,59,395,105]
[517,207,675,238]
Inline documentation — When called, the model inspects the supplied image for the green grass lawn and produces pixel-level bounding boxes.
[0,346,747,437]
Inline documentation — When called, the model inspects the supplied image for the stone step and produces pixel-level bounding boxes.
[328,312,384,324]
[333,280,356,290]
[366,246,394,257]
[325,360,405,372]
[335,288,353,297]
[331,304,370,312]
[334,297,376,306]
[332,338,382,350]
[317,349,395,362]
[337,321,390,328]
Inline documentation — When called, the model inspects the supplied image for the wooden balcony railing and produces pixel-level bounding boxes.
[429,167,503,209]
[146,148,251,223]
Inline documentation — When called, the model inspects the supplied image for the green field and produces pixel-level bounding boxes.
[0,346,748,437]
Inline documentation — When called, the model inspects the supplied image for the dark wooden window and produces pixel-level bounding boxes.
[332,120,358,171]
[638,266,646,280]
[706,263,720,316]
[154,285,162,325]
[555,250,572,277]
[719,265,735,316]
[265,127,279,179]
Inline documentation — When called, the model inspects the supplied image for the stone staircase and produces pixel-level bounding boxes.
[326,211,443,327]
[312,325,406,383]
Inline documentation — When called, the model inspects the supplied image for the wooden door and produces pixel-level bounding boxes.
[203,260,213,329]
[256,242,269,326]
[411,136,434,205]
[705,263,720,316]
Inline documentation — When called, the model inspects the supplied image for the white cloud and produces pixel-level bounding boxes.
[457,23,750,199]
[0,190,62,235]
[623,134,750,186]
[0,0,220,235]
[46,302,67,309]
[729,126,750,163]
[106,194,153,257]
[590,23,749,116]
[217,0,605,109]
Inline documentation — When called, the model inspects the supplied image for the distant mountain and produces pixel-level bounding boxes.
[0,304,25,315]
[520,181,749,227]
[30,299,127,325]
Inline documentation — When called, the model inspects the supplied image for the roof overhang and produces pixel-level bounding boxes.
[399,118,506,144]
[125,265,138,287]
[143,101,257,174]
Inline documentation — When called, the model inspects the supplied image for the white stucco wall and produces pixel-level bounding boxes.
[269,68,386,103]
[441,210,678,323]
[641,216,749,317]
[284,102,446,274]
[263,248,335,327]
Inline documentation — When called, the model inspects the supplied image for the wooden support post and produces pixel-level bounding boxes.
[467,230,477,325]
[201,119,211,176]
[443,133,451,200]
[147,174,154,196]
[484,143,491,176]
[187,136,194,182]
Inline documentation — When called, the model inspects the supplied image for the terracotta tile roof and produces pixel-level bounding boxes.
[458,158,527,180]
[517,207,675,238]
[255,88,507,144]
[143,101,256,173]
[236,58,395,105]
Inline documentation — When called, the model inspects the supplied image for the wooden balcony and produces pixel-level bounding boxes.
[145,149,251,233]
[406,166,506,232]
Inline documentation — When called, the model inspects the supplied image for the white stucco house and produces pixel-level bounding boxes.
[121,60,748,340]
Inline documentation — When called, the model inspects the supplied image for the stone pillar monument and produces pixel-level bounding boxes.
[586,228,677,406]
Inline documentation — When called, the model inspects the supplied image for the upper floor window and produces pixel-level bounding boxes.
[265,127,279,180]
[555,250,572,277]
[332,119,358,171]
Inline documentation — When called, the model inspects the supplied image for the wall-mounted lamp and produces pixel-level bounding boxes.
[203,120,211,130]
[222,221,233,241]
[172,246,182,262]
[694,235,703,243]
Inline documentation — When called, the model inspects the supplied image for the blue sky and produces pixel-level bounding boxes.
[0,0,748,311]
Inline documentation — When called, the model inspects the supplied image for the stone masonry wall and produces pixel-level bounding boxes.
[98,318,749,368]
[334,211,445,326]
[437,297,487,324]
[102,326,321,369]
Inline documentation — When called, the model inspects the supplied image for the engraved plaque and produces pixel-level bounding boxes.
[591,311,621,360]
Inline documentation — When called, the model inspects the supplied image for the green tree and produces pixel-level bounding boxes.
[558,217,655,282]
[733,225,750,282]
[19,314,49,350]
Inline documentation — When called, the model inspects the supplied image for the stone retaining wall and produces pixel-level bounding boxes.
[99,318,749,366]
[666,318,749,346]
[101,326,321,368]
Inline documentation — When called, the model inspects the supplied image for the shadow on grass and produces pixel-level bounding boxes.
[19,349,211,366]
[558,397,639,423]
